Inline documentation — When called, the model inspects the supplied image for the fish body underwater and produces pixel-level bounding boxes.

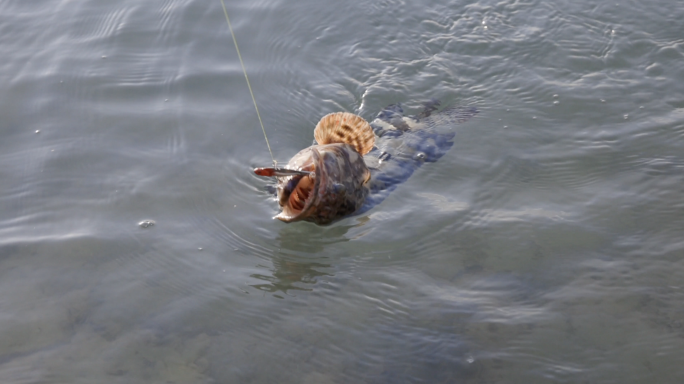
[254,101,477,225]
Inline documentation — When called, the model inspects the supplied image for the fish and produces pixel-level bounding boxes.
[254,101,477,225]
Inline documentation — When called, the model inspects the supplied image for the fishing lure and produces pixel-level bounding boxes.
[255,101,477,224]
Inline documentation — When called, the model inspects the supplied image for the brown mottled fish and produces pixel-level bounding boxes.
[255,101,477,225]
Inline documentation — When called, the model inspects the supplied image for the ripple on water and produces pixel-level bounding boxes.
[2,0,684,382]
[68,4,137,43]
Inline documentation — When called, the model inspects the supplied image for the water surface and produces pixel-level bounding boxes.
[1,0,683,382]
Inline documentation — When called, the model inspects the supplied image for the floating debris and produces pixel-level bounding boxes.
[138,220,155,228]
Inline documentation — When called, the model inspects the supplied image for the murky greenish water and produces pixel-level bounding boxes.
[1,0,683,382]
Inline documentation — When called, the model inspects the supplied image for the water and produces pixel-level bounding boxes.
[1,0,683,382]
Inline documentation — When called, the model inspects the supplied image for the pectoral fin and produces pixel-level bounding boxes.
[314,112,375,155]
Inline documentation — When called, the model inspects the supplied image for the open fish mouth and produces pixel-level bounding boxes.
[280,173,315,218]
[254,147,323,222]
[277,164,323,222]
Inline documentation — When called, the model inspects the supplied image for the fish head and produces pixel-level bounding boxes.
[255,111,376,225]
[275,143,371,225]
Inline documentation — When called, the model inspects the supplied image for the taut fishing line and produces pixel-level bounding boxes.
[219,0,275,165]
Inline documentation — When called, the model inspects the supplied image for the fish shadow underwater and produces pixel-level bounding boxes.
[255,100,478,225]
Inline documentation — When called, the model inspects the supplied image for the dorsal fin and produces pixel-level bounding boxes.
[314,112,375,155]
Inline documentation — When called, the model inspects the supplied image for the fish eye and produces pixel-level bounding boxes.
[414,152,426,161]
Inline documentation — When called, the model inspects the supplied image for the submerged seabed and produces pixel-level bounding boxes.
[1,0,683,382]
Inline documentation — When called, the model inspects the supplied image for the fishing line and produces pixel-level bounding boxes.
[219,0,275,165]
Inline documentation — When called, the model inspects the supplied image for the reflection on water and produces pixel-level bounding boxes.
[250,256,332,296]
[275,220,354,253]
[249,220,361,296]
